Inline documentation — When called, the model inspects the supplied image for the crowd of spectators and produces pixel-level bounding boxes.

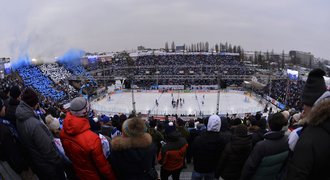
[17,66,67,101]
[264,79,305,110]
[83,60,111,72]
[39,63,79,101]
[39,63,72,83]
[60,63,97,85]
[90,54,253,88]
[133,54,253,77]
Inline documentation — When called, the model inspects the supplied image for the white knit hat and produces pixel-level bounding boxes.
[45,114,60,134]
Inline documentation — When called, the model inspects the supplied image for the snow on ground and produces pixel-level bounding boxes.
[91,91,264,116]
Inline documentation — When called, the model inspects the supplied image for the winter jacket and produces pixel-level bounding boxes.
[286,94,330,180]
[248,126,267,147]
[0,119,29,174]
[177,126,189,140]
[192,131,226,173]
[4,98,20,127]
[16,101,64,180]
[240,131,289,180]
[186,128,200,163]
[110,133,156,179]
[216,135,253,180]
[60,112,116,180]
[158,131,188,171]
[148,127,164,155]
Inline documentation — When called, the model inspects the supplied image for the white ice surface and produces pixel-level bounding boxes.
[91,91,264,116]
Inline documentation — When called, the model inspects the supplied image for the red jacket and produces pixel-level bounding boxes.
[157,132,188,171]
[60,112,116,180]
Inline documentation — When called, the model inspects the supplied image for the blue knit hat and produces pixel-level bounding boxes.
[100,115,111,123]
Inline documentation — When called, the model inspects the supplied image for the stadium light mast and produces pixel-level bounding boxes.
[103,59,106,89]
[216,74,221,115]
[130,75,136,115]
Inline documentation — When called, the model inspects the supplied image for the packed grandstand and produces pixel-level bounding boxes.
[1,52,308,112]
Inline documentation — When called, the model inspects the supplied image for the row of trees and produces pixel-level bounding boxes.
[250,50,286,70]
[164,41,243,54]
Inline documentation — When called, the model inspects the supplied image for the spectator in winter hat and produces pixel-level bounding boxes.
[301,68,327,118]
[45,114,61,136]
[110,117,156,179]
[60,97,116,180]
[158,121,188,180]
[286,69,330,180]
[111,114,122,139]
[288,69,329,151]
[192,115,226,179]
[16,87,66,180]
[69,97,90,117]
[100,114,111,125]
[99,114,113,137]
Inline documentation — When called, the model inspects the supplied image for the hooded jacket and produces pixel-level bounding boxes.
[60,112,116,180]
[192,115,226,173]
[15,101,63,179]
[286,92,330,180]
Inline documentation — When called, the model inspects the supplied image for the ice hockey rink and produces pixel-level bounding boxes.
[91,90,264,116]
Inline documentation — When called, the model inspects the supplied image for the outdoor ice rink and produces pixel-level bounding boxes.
[91,91,264,116]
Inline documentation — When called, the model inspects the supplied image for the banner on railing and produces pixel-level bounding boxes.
[266,96,286,110]
[158,85,184,90]
[191,85,218,90]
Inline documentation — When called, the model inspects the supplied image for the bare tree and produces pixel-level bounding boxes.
[171,41,175,52]
[205,42,209,52]
[215,44,219,53]
[165,42,169,52]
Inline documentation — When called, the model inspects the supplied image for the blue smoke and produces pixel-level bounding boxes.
[11,52,31,70]
[57,49,85,65]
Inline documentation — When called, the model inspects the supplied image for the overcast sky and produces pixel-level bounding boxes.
[0,0,329,60]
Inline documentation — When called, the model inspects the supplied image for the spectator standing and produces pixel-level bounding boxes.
[215,124,252,180]
[192,115,226,180]
[147,119,164,156]
[110,117,157,179]
[60,97,116,180]
[186,120,200,164]
[240,112,289,180]
[4,85,21,127]
[176,118,190,140]
[0,98,34,179]
[288,69,327,151]
[286,69,330,180]
[16,87,66,180]
[158,122,188,180]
